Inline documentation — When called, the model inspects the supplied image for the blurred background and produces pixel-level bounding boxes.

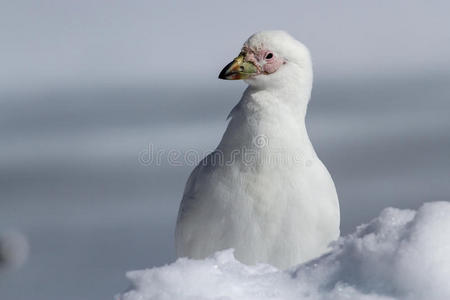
[1,1,449,299]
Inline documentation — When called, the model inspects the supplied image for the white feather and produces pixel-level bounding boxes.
[175,31,340,269]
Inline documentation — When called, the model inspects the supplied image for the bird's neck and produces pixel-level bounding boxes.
[244,69,313,118]
[241,77,312,123]
[221,82,314,155]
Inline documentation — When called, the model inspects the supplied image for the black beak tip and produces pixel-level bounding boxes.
[218,61,234,80]
[218,70,227,80]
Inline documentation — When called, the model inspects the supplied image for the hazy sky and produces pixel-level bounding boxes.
[1,1,450,92]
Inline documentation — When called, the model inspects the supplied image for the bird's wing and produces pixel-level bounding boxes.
[176,151,217,225]
[176,164,201,223]
[175,151,223,257]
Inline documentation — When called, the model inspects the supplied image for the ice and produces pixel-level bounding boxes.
[119,201,450,300]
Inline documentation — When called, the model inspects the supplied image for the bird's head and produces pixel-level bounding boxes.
[219,31,312,90]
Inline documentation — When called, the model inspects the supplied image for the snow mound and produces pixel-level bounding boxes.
[119,201,450,300]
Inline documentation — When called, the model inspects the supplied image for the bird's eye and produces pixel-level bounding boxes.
[265,53,273,59]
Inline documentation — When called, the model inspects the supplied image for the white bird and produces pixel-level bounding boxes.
[175,31,340,269]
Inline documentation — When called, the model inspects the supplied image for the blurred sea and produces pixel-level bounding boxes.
[1,73,449,300]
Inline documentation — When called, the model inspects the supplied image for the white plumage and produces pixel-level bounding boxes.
[175,31,340,269]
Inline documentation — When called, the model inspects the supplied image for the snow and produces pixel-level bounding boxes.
[118,201,450,300]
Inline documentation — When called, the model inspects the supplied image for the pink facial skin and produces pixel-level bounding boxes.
[242,45,285,75]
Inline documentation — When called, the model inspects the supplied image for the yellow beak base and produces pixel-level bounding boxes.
[218,54,259,80]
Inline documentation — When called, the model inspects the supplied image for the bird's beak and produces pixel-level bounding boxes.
[218,53,259,80]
